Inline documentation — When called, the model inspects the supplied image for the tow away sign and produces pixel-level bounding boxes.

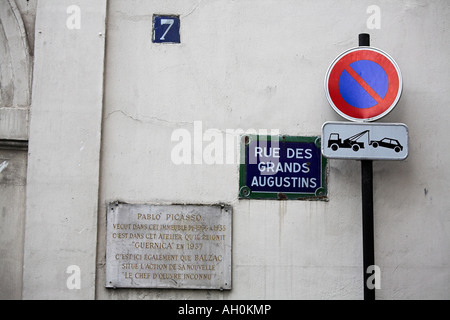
[321,122,408,160]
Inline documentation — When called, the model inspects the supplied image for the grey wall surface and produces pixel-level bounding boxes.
[1,0,448,300]
[0,0,35,300]
[0,147,27,299]
[0,0,35,140]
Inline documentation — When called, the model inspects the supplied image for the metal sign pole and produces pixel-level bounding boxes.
[359,33,376,301]
[361,159,375,300]
[324,33,405,299]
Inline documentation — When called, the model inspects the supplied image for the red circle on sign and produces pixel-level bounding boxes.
[325,47,402,122]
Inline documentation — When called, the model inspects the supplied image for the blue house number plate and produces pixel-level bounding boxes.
[153,15,180,43]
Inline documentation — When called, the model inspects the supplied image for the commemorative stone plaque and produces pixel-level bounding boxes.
[106,203,232,290]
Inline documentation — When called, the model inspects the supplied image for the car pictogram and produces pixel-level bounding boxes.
[370,138,403,153]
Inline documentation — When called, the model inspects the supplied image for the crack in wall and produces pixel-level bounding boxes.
[104,109,192,127]
[181,0,203,19]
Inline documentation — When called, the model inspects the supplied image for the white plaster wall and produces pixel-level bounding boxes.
[23,0,106,299]
[94,0,450,300]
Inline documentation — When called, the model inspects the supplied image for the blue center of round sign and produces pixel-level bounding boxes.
[338,60,389,109]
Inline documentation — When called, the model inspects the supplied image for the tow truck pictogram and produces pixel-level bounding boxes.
[327,130,369,152]
[328,130,404,153]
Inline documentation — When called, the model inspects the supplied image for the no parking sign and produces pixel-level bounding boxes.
[322,35,407,301]
[325,47,402,122]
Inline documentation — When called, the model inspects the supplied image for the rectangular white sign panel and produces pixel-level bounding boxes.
[321,122,408,160]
